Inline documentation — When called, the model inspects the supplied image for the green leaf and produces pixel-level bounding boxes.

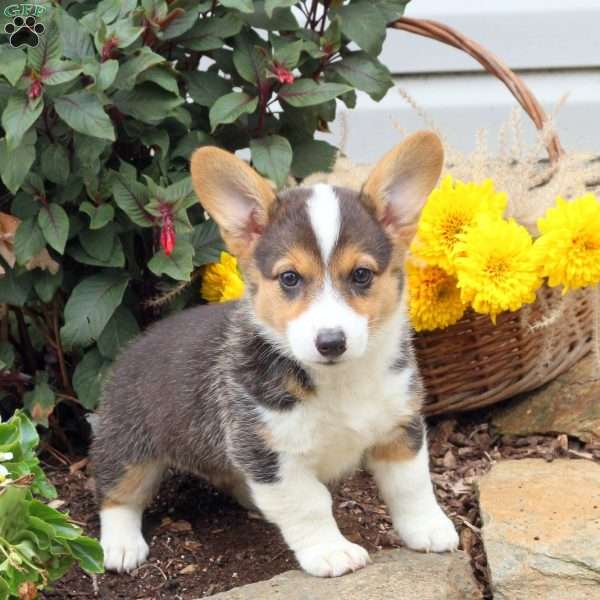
[176,13,243,49]
[186,71,231,107]
[278,79,351,107]
[221,0,254,12]
[41,144,71,185]
[56,8,95,60]
[69,241,125,268]
[148,239,194,281]
[242,1,299,30]
[0,48,26,86]
[191,220,225,266]
[265,0,297,18]
[272,36,303,69]
[96,59,119,90]
[112,169,153,227]
[291,139,338,178]
[233,33,268,85]
[0,341,15,370]
[138,66,179,94]
[60,271,130,349]
[29,21,62,73]
[172,131,216,160]
[209,92,258,131]
[73,348,110,410]
[0,130,37,194]
[23,380,56,428]
[329,52,393,101]
[38,204,69,255]
[80,202,115,230]
[41,61,83,86]
[69,536,105,574]
[159,6,201,40]
[1,94,43,150]
[79,226,117,261]
[54,91,115,141]
[113,47,165,90]
[34,270,63,303]
[14,218,46,265]
[251,135,292,189]
[372,0,410,22]
[112,85,184,125]
[337,1,387,56]
[97,306,139,359]
[0,268,33,306]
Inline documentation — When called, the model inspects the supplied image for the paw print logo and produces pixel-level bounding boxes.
[4,16,45,49]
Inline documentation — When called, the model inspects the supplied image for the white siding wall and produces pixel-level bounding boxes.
[326,0,600,162]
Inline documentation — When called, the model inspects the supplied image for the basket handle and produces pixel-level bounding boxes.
[389,17,565,165]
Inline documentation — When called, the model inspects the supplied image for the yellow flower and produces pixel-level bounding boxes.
[454,215,540,322]
[532,194,600,292]
[411,176,507,273]
[201,251,245,303]
[407,261,467,332]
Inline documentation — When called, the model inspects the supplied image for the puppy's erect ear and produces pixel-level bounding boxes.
[362,131,443,244]
[191,146,276,259]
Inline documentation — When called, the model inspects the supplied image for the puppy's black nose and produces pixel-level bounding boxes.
[315,329,346,358]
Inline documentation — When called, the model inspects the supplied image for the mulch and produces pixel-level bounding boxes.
[41,408,600,600]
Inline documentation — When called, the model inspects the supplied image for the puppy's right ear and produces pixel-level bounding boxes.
[191,147,276,260]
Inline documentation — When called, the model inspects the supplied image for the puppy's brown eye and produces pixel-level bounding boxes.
[279,271,301,288]
[352,268,373,287]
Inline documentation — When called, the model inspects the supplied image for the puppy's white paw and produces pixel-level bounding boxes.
[296,540,370,577]
[102,531,149,572]
[396,509,459,553]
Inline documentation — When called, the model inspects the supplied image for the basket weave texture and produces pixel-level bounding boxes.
[389,17,595,415]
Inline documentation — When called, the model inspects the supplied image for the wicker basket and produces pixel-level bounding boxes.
[388,17,596,415]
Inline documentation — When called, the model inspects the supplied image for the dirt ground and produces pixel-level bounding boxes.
[41,410,600,600]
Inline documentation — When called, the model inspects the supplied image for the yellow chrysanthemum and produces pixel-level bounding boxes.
[454,215,541,322]
[532,194,600,292]
[201,251,245,303]
[411,176,507,273]
[407,262,467,332]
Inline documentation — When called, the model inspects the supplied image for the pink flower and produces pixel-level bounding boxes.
[28,79,42,100]
[271,64,294,85]
[159,205,176,256]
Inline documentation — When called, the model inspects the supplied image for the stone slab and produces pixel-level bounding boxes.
[478,459,600,600]
[203,548,480,600]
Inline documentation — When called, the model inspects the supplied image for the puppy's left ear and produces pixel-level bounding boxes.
[362,131,443,244]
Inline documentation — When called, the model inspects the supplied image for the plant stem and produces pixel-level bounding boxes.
[12,308,36,375]
[52,301,72,395]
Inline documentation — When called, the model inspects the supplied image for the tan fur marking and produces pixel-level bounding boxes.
[370,418,421,462]
[251,246,324,334]
[104,463,162,507]
[190,147,276,263]
[286,375,315,400]
[330,244,404,328]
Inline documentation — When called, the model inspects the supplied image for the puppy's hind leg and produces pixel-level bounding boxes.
[99,462,165,573]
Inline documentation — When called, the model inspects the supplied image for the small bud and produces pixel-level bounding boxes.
[101,37,119,62]
[159,205,176,257]
[28,79,42,100]
[271,64,295,85]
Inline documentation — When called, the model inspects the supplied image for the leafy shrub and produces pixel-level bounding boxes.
[0,0,408,421]
[0,411,103,598]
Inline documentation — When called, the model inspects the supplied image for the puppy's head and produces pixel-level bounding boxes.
[191,132,443,367]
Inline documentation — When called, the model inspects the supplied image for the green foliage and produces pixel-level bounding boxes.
[0,0,409,423]
[0,411,103,598]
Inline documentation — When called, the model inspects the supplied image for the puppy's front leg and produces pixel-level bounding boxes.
[248,460,370,577]
[367,415,458,552]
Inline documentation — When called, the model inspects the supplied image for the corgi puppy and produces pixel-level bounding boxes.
[91,131,459,577]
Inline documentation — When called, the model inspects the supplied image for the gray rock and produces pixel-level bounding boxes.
[492,354,600,444]
[478,459,600,600]
[203,548,480,600]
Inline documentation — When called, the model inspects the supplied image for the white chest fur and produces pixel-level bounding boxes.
[260,311,415,483]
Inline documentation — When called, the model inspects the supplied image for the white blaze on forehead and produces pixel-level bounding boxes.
[306,184,340,262]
